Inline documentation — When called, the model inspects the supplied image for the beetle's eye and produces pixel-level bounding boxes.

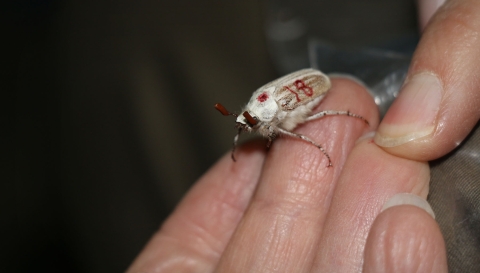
[243,111,258,126]
[256,92,269,103]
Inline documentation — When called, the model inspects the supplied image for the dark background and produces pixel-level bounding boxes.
[6,0,417,272]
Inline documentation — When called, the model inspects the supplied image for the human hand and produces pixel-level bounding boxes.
[127,0,480,271]
[127,77,447,272]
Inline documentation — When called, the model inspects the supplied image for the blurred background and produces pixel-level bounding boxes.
[7,0,419,272]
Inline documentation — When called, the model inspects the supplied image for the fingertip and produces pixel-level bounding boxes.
[364,205,447,273]
[375,73,442,147]
[417,0,446,30]
[381,193,435,219]
[376,1,480,161]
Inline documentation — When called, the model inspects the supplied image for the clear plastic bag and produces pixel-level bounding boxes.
[308,39,411,117]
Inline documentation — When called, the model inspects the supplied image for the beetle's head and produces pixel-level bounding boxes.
[214,103,258,131]
[235,110,259,132]
[214,103,259,161]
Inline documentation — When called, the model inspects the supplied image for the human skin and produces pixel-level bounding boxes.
[128,0,480,272]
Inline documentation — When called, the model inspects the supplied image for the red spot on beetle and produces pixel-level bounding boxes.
[257,92,269,102]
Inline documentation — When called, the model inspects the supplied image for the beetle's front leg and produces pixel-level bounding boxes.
[266,132,278,149]
[266,138,272,149]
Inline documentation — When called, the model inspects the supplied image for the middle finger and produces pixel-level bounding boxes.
[215,77,379,272]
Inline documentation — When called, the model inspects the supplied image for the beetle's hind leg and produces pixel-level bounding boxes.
[276,128,332,167]
[306,110,369,126]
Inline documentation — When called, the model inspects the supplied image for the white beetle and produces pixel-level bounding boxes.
[215,68,368,166]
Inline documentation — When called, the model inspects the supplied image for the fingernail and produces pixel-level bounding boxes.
[418,0,446,29]
[375,73,443,147]
[382,193,435,219]
[355,131,375,145]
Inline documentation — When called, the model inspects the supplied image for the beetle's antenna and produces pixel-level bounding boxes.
[215,103,238,117]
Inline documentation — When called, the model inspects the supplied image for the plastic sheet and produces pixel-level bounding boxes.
[308,39,411,117]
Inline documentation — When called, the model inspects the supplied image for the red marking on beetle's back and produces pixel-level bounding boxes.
[284,79,314,102]
[285,86,301,102]
[294,80,313,96]
[257,92,269,102]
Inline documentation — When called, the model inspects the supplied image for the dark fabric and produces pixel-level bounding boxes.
[429,123,480,273]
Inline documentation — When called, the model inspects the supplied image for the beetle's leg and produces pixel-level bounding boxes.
[266,138,272,149]
[276,127,332,167]
[231,128,242,162]
[266,131,278,149]
[306,110,369,126]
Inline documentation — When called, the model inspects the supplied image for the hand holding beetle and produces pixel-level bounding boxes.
[127,0,480,271]
[127,77,446,272]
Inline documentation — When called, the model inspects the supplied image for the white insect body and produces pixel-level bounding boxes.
[215,68,368,166]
